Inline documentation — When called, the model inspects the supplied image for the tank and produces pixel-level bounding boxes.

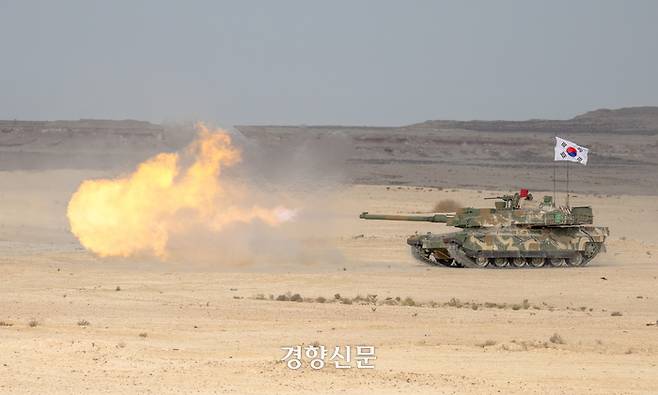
[359,190,609,268]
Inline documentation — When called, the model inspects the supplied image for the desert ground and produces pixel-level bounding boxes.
[1,165,657,394]
[1,110,658,394]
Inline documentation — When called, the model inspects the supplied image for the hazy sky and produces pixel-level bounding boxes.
[1,1,657,126]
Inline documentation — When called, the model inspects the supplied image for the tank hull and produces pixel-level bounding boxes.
[407,226,608,268]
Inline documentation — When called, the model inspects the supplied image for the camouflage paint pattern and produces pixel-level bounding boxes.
[360,193,609,268]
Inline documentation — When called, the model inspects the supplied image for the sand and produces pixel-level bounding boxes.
[1,169,657,394]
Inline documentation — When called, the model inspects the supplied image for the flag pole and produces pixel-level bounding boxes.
[566,161,570,208]
[553,160,557,206]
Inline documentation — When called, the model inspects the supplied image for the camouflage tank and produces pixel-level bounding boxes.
[359,190,608,268]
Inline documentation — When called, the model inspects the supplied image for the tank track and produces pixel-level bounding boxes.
[410,247,461,267]
[410,242,604,269]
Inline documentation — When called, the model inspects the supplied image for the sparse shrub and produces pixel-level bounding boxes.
[625,348,633,355]
[289,293,303,302]
[276,294,289,301]
[401,297,416,307]
[254,293,265,300]
[28,319,39,328]
[117,342,126,348]
[0,321,13,327]
[139,332,148,338]
[315,296,327,303]
[549,333,565,344]
[477,339,497,348]
[433,199,461,213]
[340,297,353,305]
[447,298,462,308]
[522,299,530,309]
[77,319,90,327]
[382,298,398,305]
[511,304,522,311]
[471,304,479,310]
[611,311,623,316]
[484,302,497,308]
[334,293,341,300]
[115,286,121,291]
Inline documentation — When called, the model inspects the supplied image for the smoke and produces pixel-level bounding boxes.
[66,122,350,268]
[67,123,295,259]
[433,199,462,213]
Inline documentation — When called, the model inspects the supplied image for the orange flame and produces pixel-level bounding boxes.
[67,123,295,258]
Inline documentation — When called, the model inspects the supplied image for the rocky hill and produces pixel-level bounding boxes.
[408,106,658,134]
[1,107,657,194]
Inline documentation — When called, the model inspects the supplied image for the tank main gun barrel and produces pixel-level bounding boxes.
[359,212,450,223]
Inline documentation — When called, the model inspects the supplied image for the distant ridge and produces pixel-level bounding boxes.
[408,106,658,134]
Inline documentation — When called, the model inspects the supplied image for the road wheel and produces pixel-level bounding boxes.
[566,253,584,267]
[493,258,509,268]
[549,258,566,267]
[511,257,527,268]
[529,258,546,268]
[474,257,489,268]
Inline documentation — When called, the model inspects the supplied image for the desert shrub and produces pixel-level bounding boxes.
[477,339,497,348]
[77,319,90,326]
[139,332,148,338]
[611,311,623,316]
[276,294,289,301]
[549,333,565,344]
[340,298,353,305]
[289,293,303,302]
[28,319,39,328]
[401,297,416,307]
[447,298,462,308]
[315,296,327,303]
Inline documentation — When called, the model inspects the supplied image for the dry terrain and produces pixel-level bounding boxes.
[1,169,657,394]
[1,108,658,394]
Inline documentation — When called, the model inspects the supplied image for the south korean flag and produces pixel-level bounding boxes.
[554,136,589,165]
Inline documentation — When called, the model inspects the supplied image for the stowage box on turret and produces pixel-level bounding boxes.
[360,190,608,268]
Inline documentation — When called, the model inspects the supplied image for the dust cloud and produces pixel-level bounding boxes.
[66,123,353,269]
